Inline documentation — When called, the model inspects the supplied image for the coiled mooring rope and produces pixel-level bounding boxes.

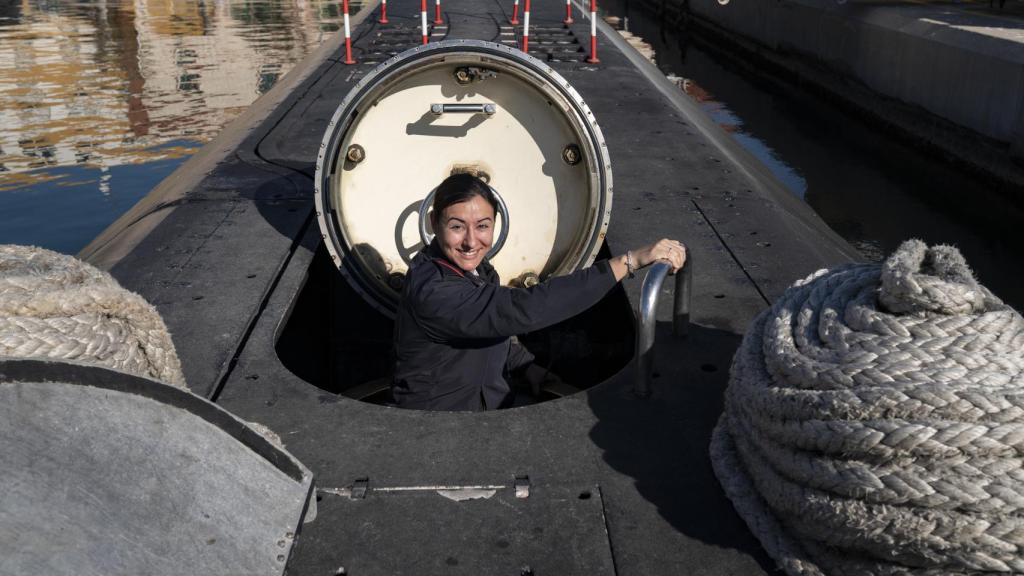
[711,239,1024,575]
[0,245,186,389]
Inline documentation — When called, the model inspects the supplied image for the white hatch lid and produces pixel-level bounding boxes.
[315,40,612,316]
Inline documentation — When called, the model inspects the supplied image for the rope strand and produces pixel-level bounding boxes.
[0,245,186,389]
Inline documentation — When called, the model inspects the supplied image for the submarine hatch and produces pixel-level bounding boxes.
[279,40,635,405]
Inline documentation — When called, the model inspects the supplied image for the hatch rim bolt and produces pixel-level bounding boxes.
[346,144,365,163]
[522,272,540,288]
[562,144,581,166]
[454,68,471,84]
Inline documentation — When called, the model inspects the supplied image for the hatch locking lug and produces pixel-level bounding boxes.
[346,144,365,164]
[513,272,540,288]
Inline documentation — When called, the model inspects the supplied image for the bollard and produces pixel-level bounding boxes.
[635,255,692,398]
[586,0,599,63]
[343,0,356,65]
[379,0,389,24]
[421,0,428,44]
[564,0,574,25]
[434,0,443,24]
[522,0,531,52]
[511,0,520,24]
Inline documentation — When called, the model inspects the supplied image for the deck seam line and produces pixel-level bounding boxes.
[207,10,386,400]
[597,485,622,576]
[207,209,315,402]
[690,198,770,306]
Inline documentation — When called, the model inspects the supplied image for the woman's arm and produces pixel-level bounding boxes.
[411,238,687,341]
[411,260,617,341]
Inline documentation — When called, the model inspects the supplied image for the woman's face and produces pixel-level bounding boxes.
[438,194,495,272]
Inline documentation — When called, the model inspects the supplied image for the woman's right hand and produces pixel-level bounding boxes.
[632,238,686,273]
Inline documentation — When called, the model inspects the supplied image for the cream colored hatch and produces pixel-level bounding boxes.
[315,40,612,315]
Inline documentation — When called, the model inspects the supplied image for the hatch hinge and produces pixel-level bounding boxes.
[514,474,530,499]
[350,477,369,499]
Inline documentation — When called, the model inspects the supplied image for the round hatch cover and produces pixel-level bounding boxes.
[315,40,612,316]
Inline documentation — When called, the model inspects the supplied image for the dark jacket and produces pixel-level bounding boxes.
[392,240,617,411]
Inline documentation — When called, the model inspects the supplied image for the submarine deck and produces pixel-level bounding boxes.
[81,0,860,573]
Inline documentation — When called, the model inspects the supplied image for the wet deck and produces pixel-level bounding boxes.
[82,0,860,573]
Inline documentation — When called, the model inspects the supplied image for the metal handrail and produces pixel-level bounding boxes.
[635,254,692,398]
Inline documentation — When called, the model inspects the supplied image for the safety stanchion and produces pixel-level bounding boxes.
[564,0,574,25]
[421,0,428,44]
[510,0,520,24]
[434,0,443,24]
[343,0,356,64]
[521,0,530,52]
[586,0,599,63]
[379,0,389,24]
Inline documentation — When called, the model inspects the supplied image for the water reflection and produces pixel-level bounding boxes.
[0,0,356,252]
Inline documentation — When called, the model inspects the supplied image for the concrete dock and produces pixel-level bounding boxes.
[671,0,1024,186]
[80,0,860,572]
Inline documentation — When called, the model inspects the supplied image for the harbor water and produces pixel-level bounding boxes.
[0,0,355,253]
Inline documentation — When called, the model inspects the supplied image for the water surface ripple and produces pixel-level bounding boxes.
[0,0,355,253]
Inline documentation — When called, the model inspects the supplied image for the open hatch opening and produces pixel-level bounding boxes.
[275,242,635,408]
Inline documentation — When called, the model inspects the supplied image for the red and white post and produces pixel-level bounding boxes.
[343,0,355,64]
[434,0,443,24]
[510,0,520,25]
[521,0,530,52]
[379,0,389,24]
[564,0,574,25]
[586,0,599,63]
[421,0,429,44]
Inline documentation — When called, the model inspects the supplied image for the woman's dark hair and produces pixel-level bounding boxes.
[431,173,497,229]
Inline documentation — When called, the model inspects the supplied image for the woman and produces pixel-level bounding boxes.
[392,173,686,411]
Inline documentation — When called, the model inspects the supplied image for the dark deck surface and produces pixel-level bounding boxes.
[91,0,861,573]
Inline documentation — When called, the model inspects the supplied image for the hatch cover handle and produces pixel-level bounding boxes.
[636,254,693,398]
[430,103,497,116]
[419,185,510,258]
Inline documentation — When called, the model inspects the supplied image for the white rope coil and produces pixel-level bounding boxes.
[0,245,186,389]
[711,239,1024,575]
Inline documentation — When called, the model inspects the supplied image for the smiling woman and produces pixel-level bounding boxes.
[391,173,686,411]
[433,174,497,273]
